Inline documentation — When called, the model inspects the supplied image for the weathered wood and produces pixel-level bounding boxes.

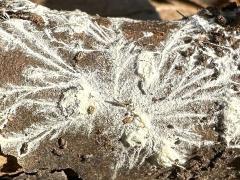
[0,0,240,179]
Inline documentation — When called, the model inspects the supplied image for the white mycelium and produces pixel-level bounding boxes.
[0,0,239,176]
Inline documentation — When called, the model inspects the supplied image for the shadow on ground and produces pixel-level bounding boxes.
[34,0,160,20]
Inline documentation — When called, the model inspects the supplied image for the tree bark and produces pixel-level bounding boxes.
[0,0,240,179]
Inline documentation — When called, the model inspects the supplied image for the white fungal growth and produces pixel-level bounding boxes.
[59,86,97,117]
[124,128,149,147]
[0,0,240,177]
[137,51,158,90]
[121,110,152,147]
[143,32,153,37]
[225,96,240,148]
[157,140,186,167]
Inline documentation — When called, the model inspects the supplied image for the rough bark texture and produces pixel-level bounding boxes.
[0,0,240,179]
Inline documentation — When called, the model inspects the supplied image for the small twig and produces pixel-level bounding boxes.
[105,99,132,108]
[176,10,188,19]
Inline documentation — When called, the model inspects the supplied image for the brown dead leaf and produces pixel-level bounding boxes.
[191,0,240,7]
[0,155,7,168]
[31,0,46,4]
[151,0,199,20]
[151,0,240,20]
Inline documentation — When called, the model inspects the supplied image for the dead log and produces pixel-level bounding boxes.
[0,0,240,179]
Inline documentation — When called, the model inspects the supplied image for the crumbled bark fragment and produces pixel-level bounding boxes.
[79,154,93,163]
[194,124,218,142]
[152,97,165,103]
[51,148,63,157]
[183,36,192,44]
[214,46,225,57]
[232,39,240,50]
[20,142,28,155]
[215,15,227,26]
[208,28,226,45]
[167,124,174,129]
[194,52,210,66]
[179,47,194,57]
[137,80,146,95]
[58,138,67,149]
[0,1,7,8]
[229,156,240,170]
[174,65,184,74]
[122,116,133,124]
[87,106,95,115]
[210,67,220,80]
